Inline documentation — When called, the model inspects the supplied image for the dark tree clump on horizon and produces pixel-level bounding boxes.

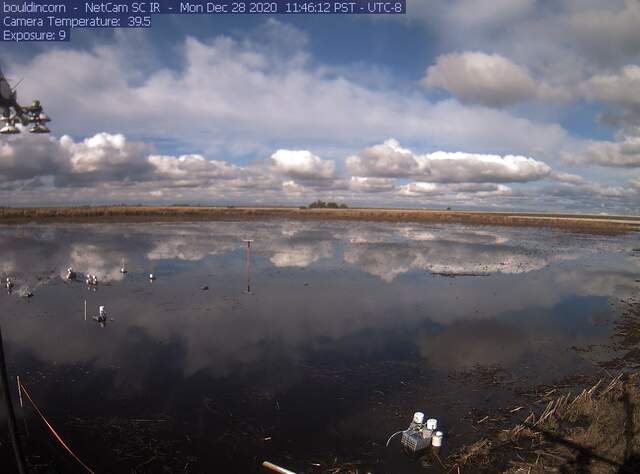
[308,200,348,209]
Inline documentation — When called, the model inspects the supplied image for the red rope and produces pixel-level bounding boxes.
[18,381,97,474]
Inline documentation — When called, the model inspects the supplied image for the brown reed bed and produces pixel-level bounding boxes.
[1,206,639,233]
[448,372,640,473]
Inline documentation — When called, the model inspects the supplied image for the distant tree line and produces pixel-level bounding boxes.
[307,200,348,209]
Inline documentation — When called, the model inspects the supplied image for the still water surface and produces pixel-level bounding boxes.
[0,221,638,473]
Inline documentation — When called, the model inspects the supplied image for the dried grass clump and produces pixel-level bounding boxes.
[1,206,638,233]
[449,372,640,473]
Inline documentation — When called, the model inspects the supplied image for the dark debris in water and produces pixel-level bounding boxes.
[64,416,197,473]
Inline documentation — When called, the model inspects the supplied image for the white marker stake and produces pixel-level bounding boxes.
[16,375,23,408]
[262,462,297,474]
[84,299,87,321]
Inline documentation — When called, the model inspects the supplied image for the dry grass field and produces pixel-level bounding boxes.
[1,206,639,233]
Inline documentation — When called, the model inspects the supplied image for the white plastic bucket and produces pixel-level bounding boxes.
[426,418,437,430]
[432,431,443,447]
[413,412,424,424]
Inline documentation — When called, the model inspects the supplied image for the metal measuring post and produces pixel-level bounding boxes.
[243,240,254,294]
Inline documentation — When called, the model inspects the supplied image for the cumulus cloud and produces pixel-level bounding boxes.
[0,132,152,186]
[1,131,634,213]
[423,52,540,107]
[443,0,536,30]
[349,177,397,193]
[570,0,640,66]
[0,135,67,182]
[347,139,551,183]
[550,171,586,185]
[399,182,512,198]
[1,18,638,211]
[563,129,640,168]
[0,132,262,200]
[5,23,576,163]
[149,154,241,180]
[270,149,335,179]
[579,65,640,115]
[64,133,149,174]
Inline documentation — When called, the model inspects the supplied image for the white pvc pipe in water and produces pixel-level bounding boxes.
[262,461,297,474]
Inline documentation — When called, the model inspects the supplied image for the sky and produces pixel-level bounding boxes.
[1,0,639,213]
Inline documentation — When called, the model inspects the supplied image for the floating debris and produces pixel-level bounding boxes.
[201,285,209,291]
[66,267,76,280]
[120,258,127,274]
[93,305,108,327]
[149,273,156,281]
[85,274,98,287]
[19,288,33,298]
[5,277,14,291]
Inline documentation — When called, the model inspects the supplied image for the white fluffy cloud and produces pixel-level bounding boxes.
[347,139,551,182]
[399,182,512,198]
[0,132,151,185]
[148,154,241,180]
[63,133,147,173]
[0,128,635,213]
[349,177,397,193]
[423,51,570,108]
[61,133,153,181]
[579,65,640,110]
[563,129,640,168]
[7,25,574,162]
[270,149,335,179]
[1,17,638,210]
[423,52,540,107]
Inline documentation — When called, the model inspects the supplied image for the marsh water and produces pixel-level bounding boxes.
[0,221,638,473]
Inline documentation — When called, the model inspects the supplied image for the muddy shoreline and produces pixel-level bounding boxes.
[1,206,639,234]
[446,295,640,473]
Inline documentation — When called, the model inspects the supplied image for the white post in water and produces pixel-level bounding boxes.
[262,461,297,474]
[16,375,23,409]
[242,240,254,294]
[84,299,87,321]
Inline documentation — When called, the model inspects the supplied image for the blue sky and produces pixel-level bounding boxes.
[1,0,639,213]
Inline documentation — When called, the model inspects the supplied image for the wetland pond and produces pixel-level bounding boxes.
[0,221,638,473]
